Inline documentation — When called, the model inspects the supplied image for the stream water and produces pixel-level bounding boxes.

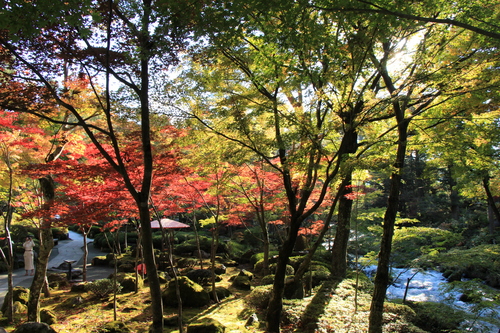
[364,266,500,332]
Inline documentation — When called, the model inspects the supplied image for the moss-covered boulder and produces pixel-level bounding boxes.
[47,273,69,289]
[12,322,57,333]
[406,301,463,333]
[1,286,29,313]
[245,285,272,309]
[70,282,88,293]
[117,263,135,273]
[232,275,251,290]
[185,269,221,285]
[96,321,131,333]
[92,256,109,266]
[304,264,331,287]
[162,276,210,308]
[426,244,500,288]
[213,264,226,275]
[187,317,225,333]
[238,269,254,280]
[12,301,27,314]
[41,309,57,325]
[210,286,232,301]
[110,272,143,292]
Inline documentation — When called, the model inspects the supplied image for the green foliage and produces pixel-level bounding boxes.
[441,279,500,329]
[391,227,463,266]
[423,244,500,287]
[85,279,122,298]
[406,301,464,333]
[249,251,279,266]
[51,227,69,240]
[225,239,250,260]
[173,236,212,255]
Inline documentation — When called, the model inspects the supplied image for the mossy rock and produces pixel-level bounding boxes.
[238,269,254,280]
[177,257,197,268]
[97,321,131,333]
[424,244,500,287]
[261,274,275,285]
[41,308,57,325]
[163,315,181,327]
[214,264,226,275]
[92,256,109,266]
[12,301,27,314]
[284,278,304,299]
[162,276,210,308]
[210,286,232,301]
[70,282,88,293]
[268,263,294,275]
[12,322,57,333]
[110,272,143,292]
[185,269,220,285]
[187,317,225,333]
[117,263,135,273]
[406,301,463,333]
[1,286,29,313]
[47,273,69,289]
[245,285,272,309]
[232,275,251,290]
[304,264,331,287]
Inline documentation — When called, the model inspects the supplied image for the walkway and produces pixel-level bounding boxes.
[0,231,113,305]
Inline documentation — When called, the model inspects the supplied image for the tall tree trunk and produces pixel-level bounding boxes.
[447,164,460,221]
[28,176,55,322]
[483,176,500,235]
[265,217,301,333]
[332,172,353,279]
[82,228,88,281]
[2,162,15,322]
[138,202,164,333]
[210,227,219,303]
[368,119,409,333]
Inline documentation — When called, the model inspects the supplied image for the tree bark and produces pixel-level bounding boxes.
[28,225,53,321]
[265,217,301,333]
[368,119,409,333]
[138,202,164,333]
[483,176,500,235]
[28,175,55,322]
[331,172,353,279]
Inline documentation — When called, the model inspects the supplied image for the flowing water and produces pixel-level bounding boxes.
[364,266,500,332]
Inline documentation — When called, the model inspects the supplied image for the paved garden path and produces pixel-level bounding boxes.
[0,231,113,305]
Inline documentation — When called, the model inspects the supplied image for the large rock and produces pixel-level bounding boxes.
[47,273,69,289]
[110,272,143,292]
[1,286,29,313]
[41,309,57,325]
[187,318,225,333]
[13,322,57,333]
[231,275,251,290]
[185,269,221,285]
[162,276,210,308]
